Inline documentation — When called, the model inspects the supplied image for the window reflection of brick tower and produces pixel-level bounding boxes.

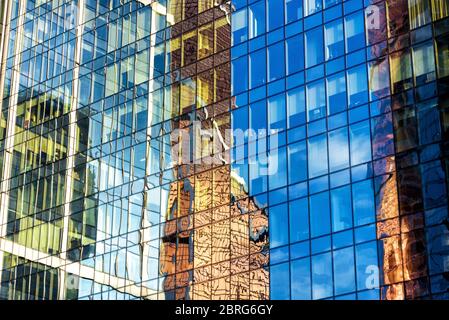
[369,1,429,300]
[159,116,270,300]
[158,0,269,300]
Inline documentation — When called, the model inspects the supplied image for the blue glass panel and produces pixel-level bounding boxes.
[354,224,376,244]
[305,0,323,16]
[355,241,379,291]
[232,8,248,46]
[232,105,249,144]
[250,159,268,195]
[232,56,248,95]
[291,257,311,299]
[286,34,304,75]
[269,186,288,205]
[309,175,329,194]
[307,80,326,121]
[333,246,356,295]
[330,169,350,188]
[328,127,349,172]
[310,191,331,237]
[269,203,289,248]
[308,134,328,178]
[349,120,372,166]
[289,197,309,242]
[268,93,286,131]
[269,146,288,189]
[324,3,342,22]
[312,252,333,299]
[289,181,309,199]
[288,125,306,143]
[270,245,290,264]
[288,141,307,184]
[328,111,347,130]
[358,289,380,300]
[344,11,365,53]
[286,0,303,24]
[331,185,353,232]
[324,19,344,60]
[335,293,356,300]
[249,1,266,39]
[347,64,368,107]
[332,229,353,249]
[311,235,331,254]
[268,78,285,96]
[349,104,369,123]
[250,49,266,89]
[250,99,267,137]
[290,241,310,259]
[268,41,286,81]
[249,85,267,102]
[305,27,324,68]
[270,262,290,299]
[267,28,285,45]
[287,86,306,128]
[267,0,285,31]
[352,179,375,226]
[324,0,341,9]
[326,71,347,115]
[308,118,327,136]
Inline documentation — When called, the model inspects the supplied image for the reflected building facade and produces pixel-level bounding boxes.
[0,0,448,300]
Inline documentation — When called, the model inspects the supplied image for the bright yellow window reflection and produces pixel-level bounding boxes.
[198,23,214,60]
[431,0,449,20]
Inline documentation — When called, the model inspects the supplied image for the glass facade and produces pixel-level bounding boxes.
[0,0,448,300]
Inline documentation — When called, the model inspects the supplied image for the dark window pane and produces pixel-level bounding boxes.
[267,0,285,31]
[286,34,304,75]
[286,0,303,23]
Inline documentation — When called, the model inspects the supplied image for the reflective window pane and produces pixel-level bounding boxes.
[331,185,353,232]
[285,0,303,23]
[288,141,308,184]
[308,134,328,178]
[310,191,331,237]
[333,247,356,295]
[289,198,309,242]
[328,127,349,172]
[286,34,304,75]
[270,262,290,299]
[232,8,248,45]
[352,179,375,226]
[249,1,266,39]
[269,203,289,248]
[268,42,286,81]
[291,258,311,299]
[287,86,306,128]
[312,252,333,299]
[349,120,372,166]
[305,27,324,68]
